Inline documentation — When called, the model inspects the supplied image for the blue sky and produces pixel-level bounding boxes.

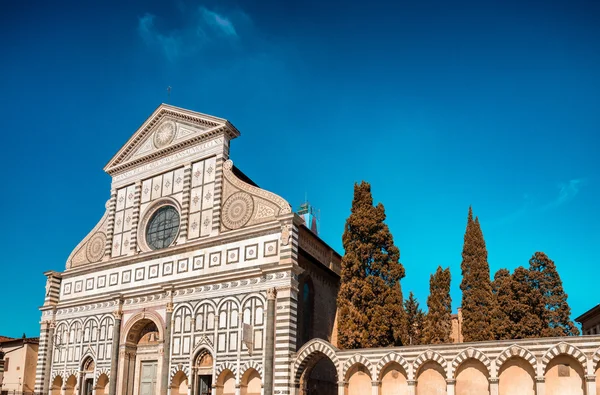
[1,0,599,337]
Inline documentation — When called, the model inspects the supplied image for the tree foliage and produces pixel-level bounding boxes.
[528,252,580,336]
[423,266,452,344]
[459,208,494,342]
[337,181,406,349]
[403,292,425,345]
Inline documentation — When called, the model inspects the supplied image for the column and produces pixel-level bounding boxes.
[407,380,416,395]
[109,309,123,395]
[535,376,545,395]
[161,302,174,395]
[104,189,118,259]
[263,288,277,395]
[371,380,380,395]
[189,367,196,395]
[489,378,499,395]
[446,379,455,395]
[235,383,241,395]
[337,381,347,395]
[586,375,597,395]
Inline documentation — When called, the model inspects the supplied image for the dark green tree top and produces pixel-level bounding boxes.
[337,181,406,349]
[423,266,452,344]
[528,252,579,337]
[460,208,494,342]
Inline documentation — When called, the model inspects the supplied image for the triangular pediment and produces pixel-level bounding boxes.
[104,104,240,175]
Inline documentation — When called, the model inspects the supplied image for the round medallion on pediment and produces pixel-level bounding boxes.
[222,192,254,230]
[86,232,106,263]
[153,121,176,149]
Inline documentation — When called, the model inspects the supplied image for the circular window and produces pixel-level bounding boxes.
[145,205,180,250]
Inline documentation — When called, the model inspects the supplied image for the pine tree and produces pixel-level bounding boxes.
[403,292,425,345]
[528,252,579,337]
[459,208,494,342]
[510,266,545,338]
[491,268,513,340]
[423,266,452,344]
[337,182,406,349]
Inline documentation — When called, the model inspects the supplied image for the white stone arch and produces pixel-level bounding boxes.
[240,360,263,380]
[412,349,447,379]
[343,354,375,380]
[214,361,238,380]
[82,315,100,328]
[80,351,96,370]
[50,371,63,382]
[94,367,110,381]
[193,299,218,315]
[68,318,84,331]
[120,309,165,344]
[169,364,190,386]
[451,347,492,378]
[376,352,411,381]
[173,302,195,317]
[293,338,340,384]
[540,342,587,375]
[495,345,537,376]
[189,337,215,366]
[240,292,266,307]
[216,296,241,311]
[593,347,600,372]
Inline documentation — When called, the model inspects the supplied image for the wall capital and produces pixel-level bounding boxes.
[446,379,456,385]
[535,376,545,383]
[267,287,278,300]
[585,375,596,382]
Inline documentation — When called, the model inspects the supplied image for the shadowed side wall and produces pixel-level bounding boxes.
[297,251,340,349]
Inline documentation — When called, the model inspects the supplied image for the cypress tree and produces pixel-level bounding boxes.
[423,266,452,344]
[491,268,513,340]
[528,252,579,337]
[403,292,424,345]
[460,208,494,342]
[337,181,406,349]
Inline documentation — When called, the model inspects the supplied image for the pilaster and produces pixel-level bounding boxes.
[535,376,545,395]
[263,288,277,395]
[446,379,456,395]
[371,380,381,395]
[337,381,347,395]
[104,189,118,259]
[586,375,597,395]
[128,181,142,253]
[34,318,55,394]
[489,377,499,395]
[407,380,416,395]
[178,163,192,242]
[109,299,123,395]
[161,300,174,395]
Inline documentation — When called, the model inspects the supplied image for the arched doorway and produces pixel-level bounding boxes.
[498,357,535,395]
[216,369,236,395]
[81,356,96,395]
[299,354,338,395]
[121,317,163,395]
[455,359,489,395]
[51,375,63,395]
[379,362,408,395]
[240,368,262,395]
[192,351,214,395]
[544,355,585,395]
[95,373,109,395]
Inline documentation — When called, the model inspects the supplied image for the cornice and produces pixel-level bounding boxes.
[61,219,284,278]
[105,104,239,174]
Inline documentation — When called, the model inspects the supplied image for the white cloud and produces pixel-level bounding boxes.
[137,5,247,61]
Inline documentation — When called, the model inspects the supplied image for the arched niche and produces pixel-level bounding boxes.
[216,369,236,395]
[416,361,447,395]
[455,359,489,395]
[51,375,63,395]
[170,371,189,395]
[379,361,408,395]
[498,357,535,395]
[240,368,262,395]
[345,363,372,395]
[544,355,585,395]
[95,373,109,395]
[64,375,77,395]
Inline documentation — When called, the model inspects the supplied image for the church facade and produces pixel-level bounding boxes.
[35,104,600,395]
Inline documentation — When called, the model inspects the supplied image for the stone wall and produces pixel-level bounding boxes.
[293,335,600,395]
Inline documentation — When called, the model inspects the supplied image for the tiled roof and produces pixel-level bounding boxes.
[0,336,15,342]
